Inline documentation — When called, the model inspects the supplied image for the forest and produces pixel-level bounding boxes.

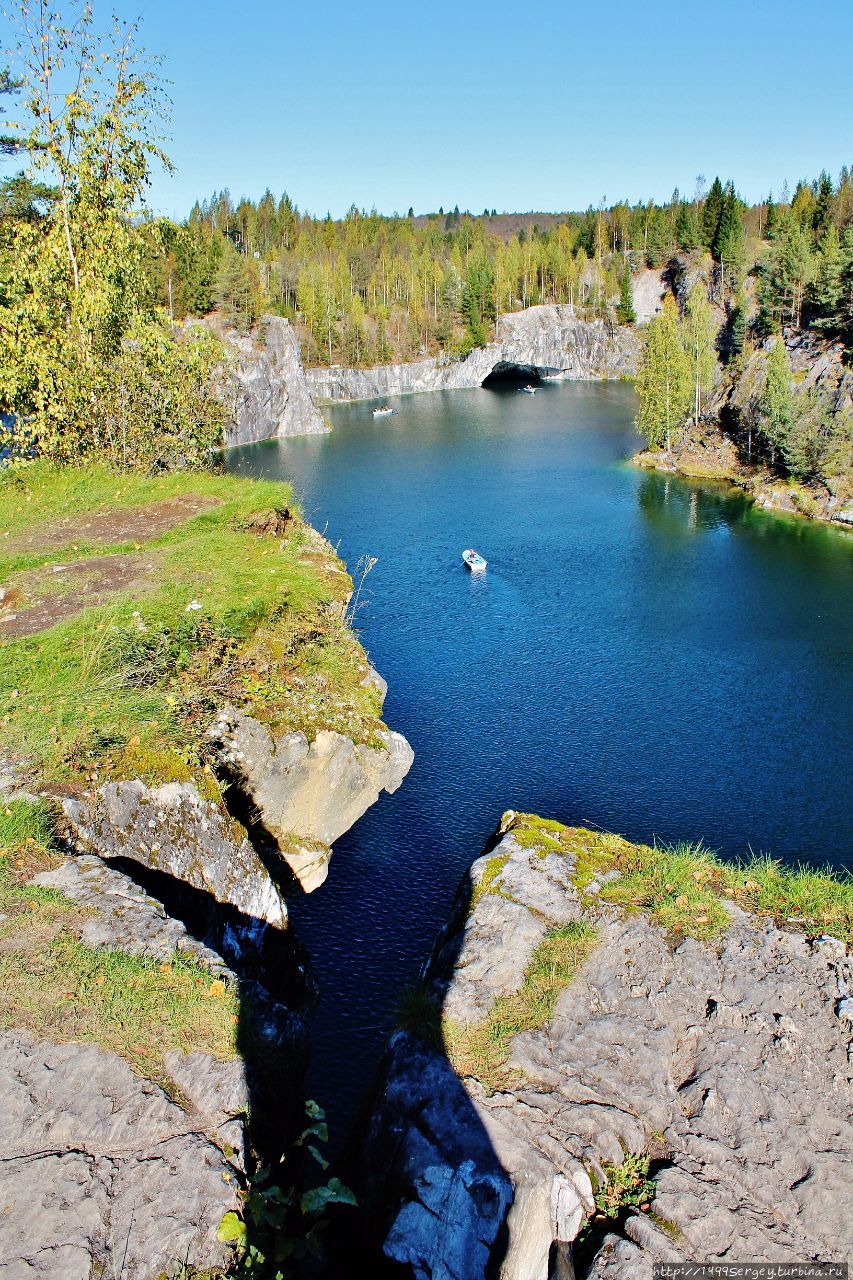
[142,172,853,368]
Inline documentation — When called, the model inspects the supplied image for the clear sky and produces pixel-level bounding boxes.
[26,0,853,218]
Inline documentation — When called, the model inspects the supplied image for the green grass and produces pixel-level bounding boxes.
[0,798,241,1081]
[506,813,853,946]
[446,920,597,1091]
[0,465,389,1082]
[0,463,386,789]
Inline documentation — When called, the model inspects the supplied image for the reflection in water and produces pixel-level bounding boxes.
[636,470,750,533]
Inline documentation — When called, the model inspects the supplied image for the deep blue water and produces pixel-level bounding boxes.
[227,380,853,1143]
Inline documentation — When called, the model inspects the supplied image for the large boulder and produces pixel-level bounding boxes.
[62,779,287,928]
[207,706,414,891]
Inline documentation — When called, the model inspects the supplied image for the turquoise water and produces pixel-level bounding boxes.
[226,380,853,1141]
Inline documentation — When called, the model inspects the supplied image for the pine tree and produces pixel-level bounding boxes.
[676,200,700,251]
[812,171,834,237]
[616,261,636,324]
[836,224,853,352]
[215,249,260,332]
[765,193,777,239]
[727,292,748,361]
[713,186,743,279]
[811,223,843,331]
[0,66,21,155]
[635,296,692,451]
[702,177,725,251]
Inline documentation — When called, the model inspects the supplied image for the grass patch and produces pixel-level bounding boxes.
[0,800,242,1081]
[446,920,597,1091]
[0,938,241,1084]
[505,814,853,946]
[0,463,387,791]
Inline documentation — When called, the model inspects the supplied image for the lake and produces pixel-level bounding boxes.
[226,379,853,1143]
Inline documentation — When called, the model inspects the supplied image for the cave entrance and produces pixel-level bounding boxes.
[481,361,542,389]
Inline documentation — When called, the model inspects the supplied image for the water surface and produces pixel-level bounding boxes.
[227,380,853,1142]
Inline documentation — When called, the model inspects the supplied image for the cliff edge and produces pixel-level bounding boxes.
[361,812,852,1280]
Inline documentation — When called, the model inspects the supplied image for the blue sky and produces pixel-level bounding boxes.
[15,0,853,218]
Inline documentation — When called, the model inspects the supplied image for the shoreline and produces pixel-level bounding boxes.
[632,445,853,531]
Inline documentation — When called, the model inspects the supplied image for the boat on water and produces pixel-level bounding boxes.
[372,405,395,418]
[462,548,487,573]
[519,385,537,395]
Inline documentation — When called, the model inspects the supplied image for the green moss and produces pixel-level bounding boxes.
[446,920,597,1092]
[469,853,509,909]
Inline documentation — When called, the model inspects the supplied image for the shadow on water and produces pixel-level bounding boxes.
[317,842,579,1280]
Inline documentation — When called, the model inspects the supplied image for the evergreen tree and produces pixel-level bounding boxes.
[712,185,742,290]
[676,200,700,251]
[836,224,853,352]
[702,177,725,251]
[810,223,843,331]
[812,171,834,237]
[215,248,260,331]
[765,193,777,239]
[635,295,692,451]
[727,292,749,361]
[616,261,636,324]
[1,66,20,155]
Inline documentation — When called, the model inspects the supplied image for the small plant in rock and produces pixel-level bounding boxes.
[218,1100,356,1277]
[592,1152,656,1220]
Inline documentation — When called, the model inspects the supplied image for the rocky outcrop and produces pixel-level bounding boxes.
[635,328,853,526]
[207,706,414,891]
[361,816,852,1280]
[223,316,328,446]
[61,779,288,928]
[306,307,639,402]
[0,1030,245,1280]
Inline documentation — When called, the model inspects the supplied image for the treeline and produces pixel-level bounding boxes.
[145,171,853,368]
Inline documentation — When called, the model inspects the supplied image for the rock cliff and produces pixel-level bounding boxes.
[360,813,851,1280]
[307,307,639,403]
[221,306,638,442]
[223,316,328,447]
[1,829,303,1280]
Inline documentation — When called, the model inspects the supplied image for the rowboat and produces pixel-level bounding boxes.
[373,405,395,418]
[462,548,487,572]
[519,385,537,395]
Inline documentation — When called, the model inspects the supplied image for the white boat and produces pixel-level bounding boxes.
[373,405,395,418]
[519,385,537,395]
[462,548,487,572]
